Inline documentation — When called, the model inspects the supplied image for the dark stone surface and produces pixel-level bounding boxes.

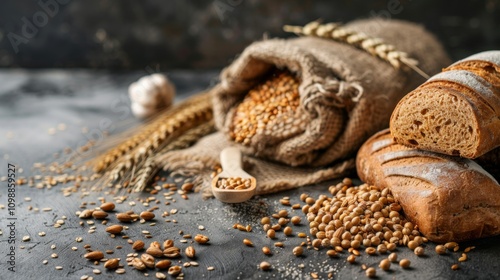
[0,0,499,69]
[0,70,499,280]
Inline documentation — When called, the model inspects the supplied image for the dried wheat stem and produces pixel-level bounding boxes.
[93,91,213,173]
[283,21,430,79]
[154,120,215,164]
[131,157,156,193]
[105,105,212,183]
[91,91,213,193]
[130,121,215,192]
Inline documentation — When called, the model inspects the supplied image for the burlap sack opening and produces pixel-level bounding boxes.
[214,44,354,167]
[161,18,451,197]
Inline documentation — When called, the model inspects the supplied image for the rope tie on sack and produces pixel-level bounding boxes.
[302,78,364,110]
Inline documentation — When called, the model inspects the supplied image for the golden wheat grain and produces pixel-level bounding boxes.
[283,21,429,79]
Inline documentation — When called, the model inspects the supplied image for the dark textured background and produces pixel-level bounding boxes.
[0,0,499,70]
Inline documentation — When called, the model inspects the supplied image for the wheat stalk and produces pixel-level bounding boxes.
[83,91,213,194]
[105,107,212,185]
[32,91,214,195]
[92,91,213,173]
[283,21,430,79]
[130,120,215,193]
[156,120,215,155]
[131,157,156,193]
[92,93,212,173]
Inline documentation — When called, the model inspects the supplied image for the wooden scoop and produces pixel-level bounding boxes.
[211,147,256,203]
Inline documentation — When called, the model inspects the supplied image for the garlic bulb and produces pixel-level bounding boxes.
[129,73,175,119]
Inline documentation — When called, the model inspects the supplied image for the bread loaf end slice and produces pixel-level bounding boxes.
[390,70,500,158]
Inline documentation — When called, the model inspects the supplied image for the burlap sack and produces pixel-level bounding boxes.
[162,18,451,197]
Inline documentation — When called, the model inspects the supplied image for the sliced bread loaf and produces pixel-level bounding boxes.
[390,51,500,158]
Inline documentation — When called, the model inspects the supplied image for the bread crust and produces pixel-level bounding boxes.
[356,129,500,242]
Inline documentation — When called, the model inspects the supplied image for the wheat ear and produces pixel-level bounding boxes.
[130,120,215,193]
[155,120,215,156]
[283,21,430,79]
[92,91,213,173]
[131,157,156,193]
[84,91,213,194]
[106,103,212,185]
